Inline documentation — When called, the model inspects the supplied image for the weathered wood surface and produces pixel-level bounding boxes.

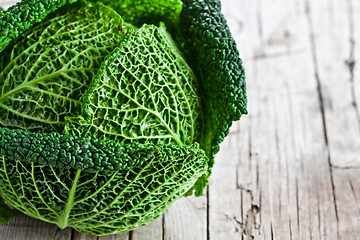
[0,0,359,239]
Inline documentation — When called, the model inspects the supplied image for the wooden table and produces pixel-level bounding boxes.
[0,0,359,239]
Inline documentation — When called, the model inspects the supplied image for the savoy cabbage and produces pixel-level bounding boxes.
[0,0,246,235]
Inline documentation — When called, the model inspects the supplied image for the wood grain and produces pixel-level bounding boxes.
[306,0,360,168]
[0,215,72,240]
[333,168,360,239]
[0,0,359,239]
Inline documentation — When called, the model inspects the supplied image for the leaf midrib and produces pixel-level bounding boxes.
[0,67,97,105]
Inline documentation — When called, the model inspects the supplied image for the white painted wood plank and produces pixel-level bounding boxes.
[306,0,360,168]
[333,168,360,240]
[247,53,338,240]
[0,215,72,240]
[253,0,308,57]
[163,196,207,240]
[131,216,162,240]
[306,1,360,237]
[73,231,129,240]
[213,0,340,239]
[208,126,242,239]
[354,0,360,119]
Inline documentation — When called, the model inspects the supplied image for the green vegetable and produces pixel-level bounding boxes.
[0,1,131,132]
[179,0,247,195]
[65,23,201,146]
[0,127,207,235]
[0,0,247,235]
[0,0,79,53]
[181,0,247,156]
[90,0,183,29]
[0,127,201,172]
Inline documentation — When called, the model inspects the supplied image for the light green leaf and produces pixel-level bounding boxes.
[0,1,129,133]
[92,0,183,28]
[65,24,202,146]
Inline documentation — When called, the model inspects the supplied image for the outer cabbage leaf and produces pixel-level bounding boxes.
[0,126,190,172]
[65,24,202,146]
[179,0,247,196]
[0,127,208,235]
[0,0,79,53]
[180,0,247,157]
[0,1,129,133]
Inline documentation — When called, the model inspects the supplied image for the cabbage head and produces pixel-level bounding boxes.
[0,0,246,235]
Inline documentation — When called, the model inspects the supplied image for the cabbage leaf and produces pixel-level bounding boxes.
[91,0,183,28]
[0,1,130,133]
[0,127,207,235]
[65,24,201,146]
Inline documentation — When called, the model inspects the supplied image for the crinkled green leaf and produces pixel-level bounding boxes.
[179,0,247,196]
[65,24,202,146]
[0,1,129,133]
[0,127,208,235]
[181,0,247,156]
[92,0,183,29]
[0,0,79,53]
[0,126,187,172]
